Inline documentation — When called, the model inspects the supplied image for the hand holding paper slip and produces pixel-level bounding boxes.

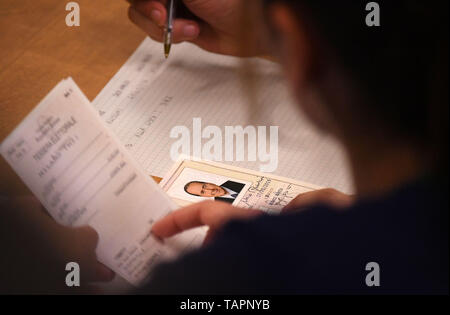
[0,78,205,286]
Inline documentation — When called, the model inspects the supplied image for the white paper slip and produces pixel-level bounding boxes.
[0,78,204,286]
[93,38,354,194]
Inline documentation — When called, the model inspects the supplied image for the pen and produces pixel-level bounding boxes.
[164,0,176,58]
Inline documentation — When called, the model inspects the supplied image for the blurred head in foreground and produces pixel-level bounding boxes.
[252,0,448,194]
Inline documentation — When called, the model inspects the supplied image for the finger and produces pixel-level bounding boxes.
[127,0,167,5]
[172,19,201,42]
[82,261,115,283]
[76,226,99,249]
[152,201,262,238]
[70,227,115,283]
[132,0,167,27]
[90,262,115,283]
[129,6,165,42]
[283,189,354,213]
[152,201,231,238]
[131,0,203,24]
[129,6,200,43]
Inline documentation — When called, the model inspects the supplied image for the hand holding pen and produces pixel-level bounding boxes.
[127,0,265,57]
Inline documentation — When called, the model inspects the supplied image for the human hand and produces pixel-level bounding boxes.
[1,196,114,294]
[127,0,267,57]
[150,190,352,246]
[151,201,263,245]
[55,225,115,285]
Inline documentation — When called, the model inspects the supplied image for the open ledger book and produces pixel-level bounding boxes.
[92,39,353,194]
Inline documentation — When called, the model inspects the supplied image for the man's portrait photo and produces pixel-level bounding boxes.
[184,180,246,204]
[165,167,250,206]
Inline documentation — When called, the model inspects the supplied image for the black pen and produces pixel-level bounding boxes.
[164,0,176,58]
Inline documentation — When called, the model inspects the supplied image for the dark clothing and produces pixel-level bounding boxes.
[140,176,448,294]
[215,181,245,204]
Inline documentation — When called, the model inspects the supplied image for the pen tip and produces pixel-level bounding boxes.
[164,44,171,59]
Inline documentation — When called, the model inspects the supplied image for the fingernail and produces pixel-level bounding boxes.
[183,25,198,38]
[151,10,162,23]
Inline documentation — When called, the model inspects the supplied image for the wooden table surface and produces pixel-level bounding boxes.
[0,0,162,196]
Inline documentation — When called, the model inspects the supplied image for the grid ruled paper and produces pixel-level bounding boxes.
[93,38,353,193]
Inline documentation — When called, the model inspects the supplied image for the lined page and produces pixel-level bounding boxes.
[93,38,353,193]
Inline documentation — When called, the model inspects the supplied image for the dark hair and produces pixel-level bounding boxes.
[184,181,206,196]
[264,0,448,172]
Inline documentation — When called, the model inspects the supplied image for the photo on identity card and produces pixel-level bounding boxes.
[164,166,251,206]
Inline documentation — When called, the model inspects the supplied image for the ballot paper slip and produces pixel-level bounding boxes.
[0,78,205,286]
